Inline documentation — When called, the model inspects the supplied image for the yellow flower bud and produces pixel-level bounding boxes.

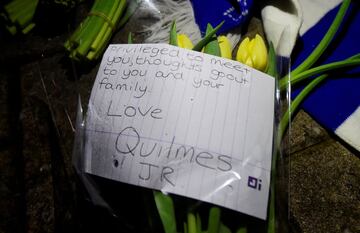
[177,34,193,49]
[218,35,232,59]
[236,34,268,71]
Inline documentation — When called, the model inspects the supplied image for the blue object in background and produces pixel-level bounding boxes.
[292,3,360,132]
[190,0,253,35]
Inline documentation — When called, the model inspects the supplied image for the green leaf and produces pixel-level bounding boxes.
[290,0,351,77]
[170,21,178,46]
[203,24,221,56]
[192,21,224,52]
[188,212,197,233]
[280,57,360,90]
[219,223,231,233]
[267,181,276,233]
[207,207,221,233]
[266,42,277,77]
[184,222,188,233]
[279,73,327,140]
[196,213,202,233]
[153,191,177,233]
[236,227,247,233]
[128,32,133,44]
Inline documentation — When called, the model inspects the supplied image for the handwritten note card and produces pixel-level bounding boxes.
[84,44,275,219]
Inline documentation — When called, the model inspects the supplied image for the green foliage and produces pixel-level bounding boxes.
[170,21,178,46]
[219,223,232,233]
[266,42,277,77]
[236,227,247,233]
[203,24,221,56]
[290,0,351,76]
[153,191,177,233]
[65,0,129,61]
[128,32,133,44]
[2,0,39,35]
[207,207,221,233]
[280,57,360,90]
[192,21,224,52]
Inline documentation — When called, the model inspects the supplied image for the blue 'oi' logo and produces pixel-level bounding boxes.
[247,176,262,191]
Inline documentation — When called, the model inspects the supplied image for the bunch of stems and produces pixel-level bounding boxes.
[1,0,39,35]
[64,0,126,61]
[277,0,355,139]
[268,1,357,233]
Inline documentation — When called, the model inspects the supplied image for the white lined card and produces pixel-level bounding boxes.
[84,44,275,219]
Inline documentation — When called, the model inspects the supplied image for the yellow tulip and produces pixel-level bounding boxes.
[236,34,268,72]
[177,34,193,49]
[218,35,232,59]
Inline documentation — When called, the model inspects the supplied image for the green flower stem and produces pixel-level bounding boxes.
[170,21,178,46]
[87,0,126,60]
[196,214,202,233]
[76,17,103,56]
[266,42,277,77]
[192,21,224,52]
[280,57,360,90]
[184,223,188,233]
[128,32,133,44]
[9,2,28,22]
[187,213,197,233]
[65,0,127,61]
[279,52,360,140]
[87,27,111,60]
[237,227,247,233]
[267,171,276,233]
[207,207,221,233]
[90,0,120,51]
[18,1,37,26]
[278,74,327,140]
[290,0,351,77]
[3,0,39,34]
[65,17,91,49]
[72,0,103,55]
[7,0,29,17]
[153,191,177,233]
[4,0,19,12]
[203,24,221,56]
[21,22,35,34]
[98,0,125,47]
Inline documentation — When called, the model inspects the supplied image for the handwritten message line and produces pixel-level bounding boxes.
[85,127,270,172]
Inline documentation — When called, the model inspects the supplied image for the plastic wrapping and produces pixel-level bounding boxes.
[32,0,293,232]
[68,2,293,233]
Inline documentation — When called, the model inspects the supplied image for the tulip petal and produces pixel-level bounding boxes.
[218,35,232,59]
[236,35,268,72]
[177,34,193,49]
[252,34,268,71]
[236,37,250,63]
[245,56,253,68]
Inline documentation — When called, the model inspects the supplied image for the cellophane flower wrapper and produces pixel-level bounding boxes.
[35,1,294,232]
